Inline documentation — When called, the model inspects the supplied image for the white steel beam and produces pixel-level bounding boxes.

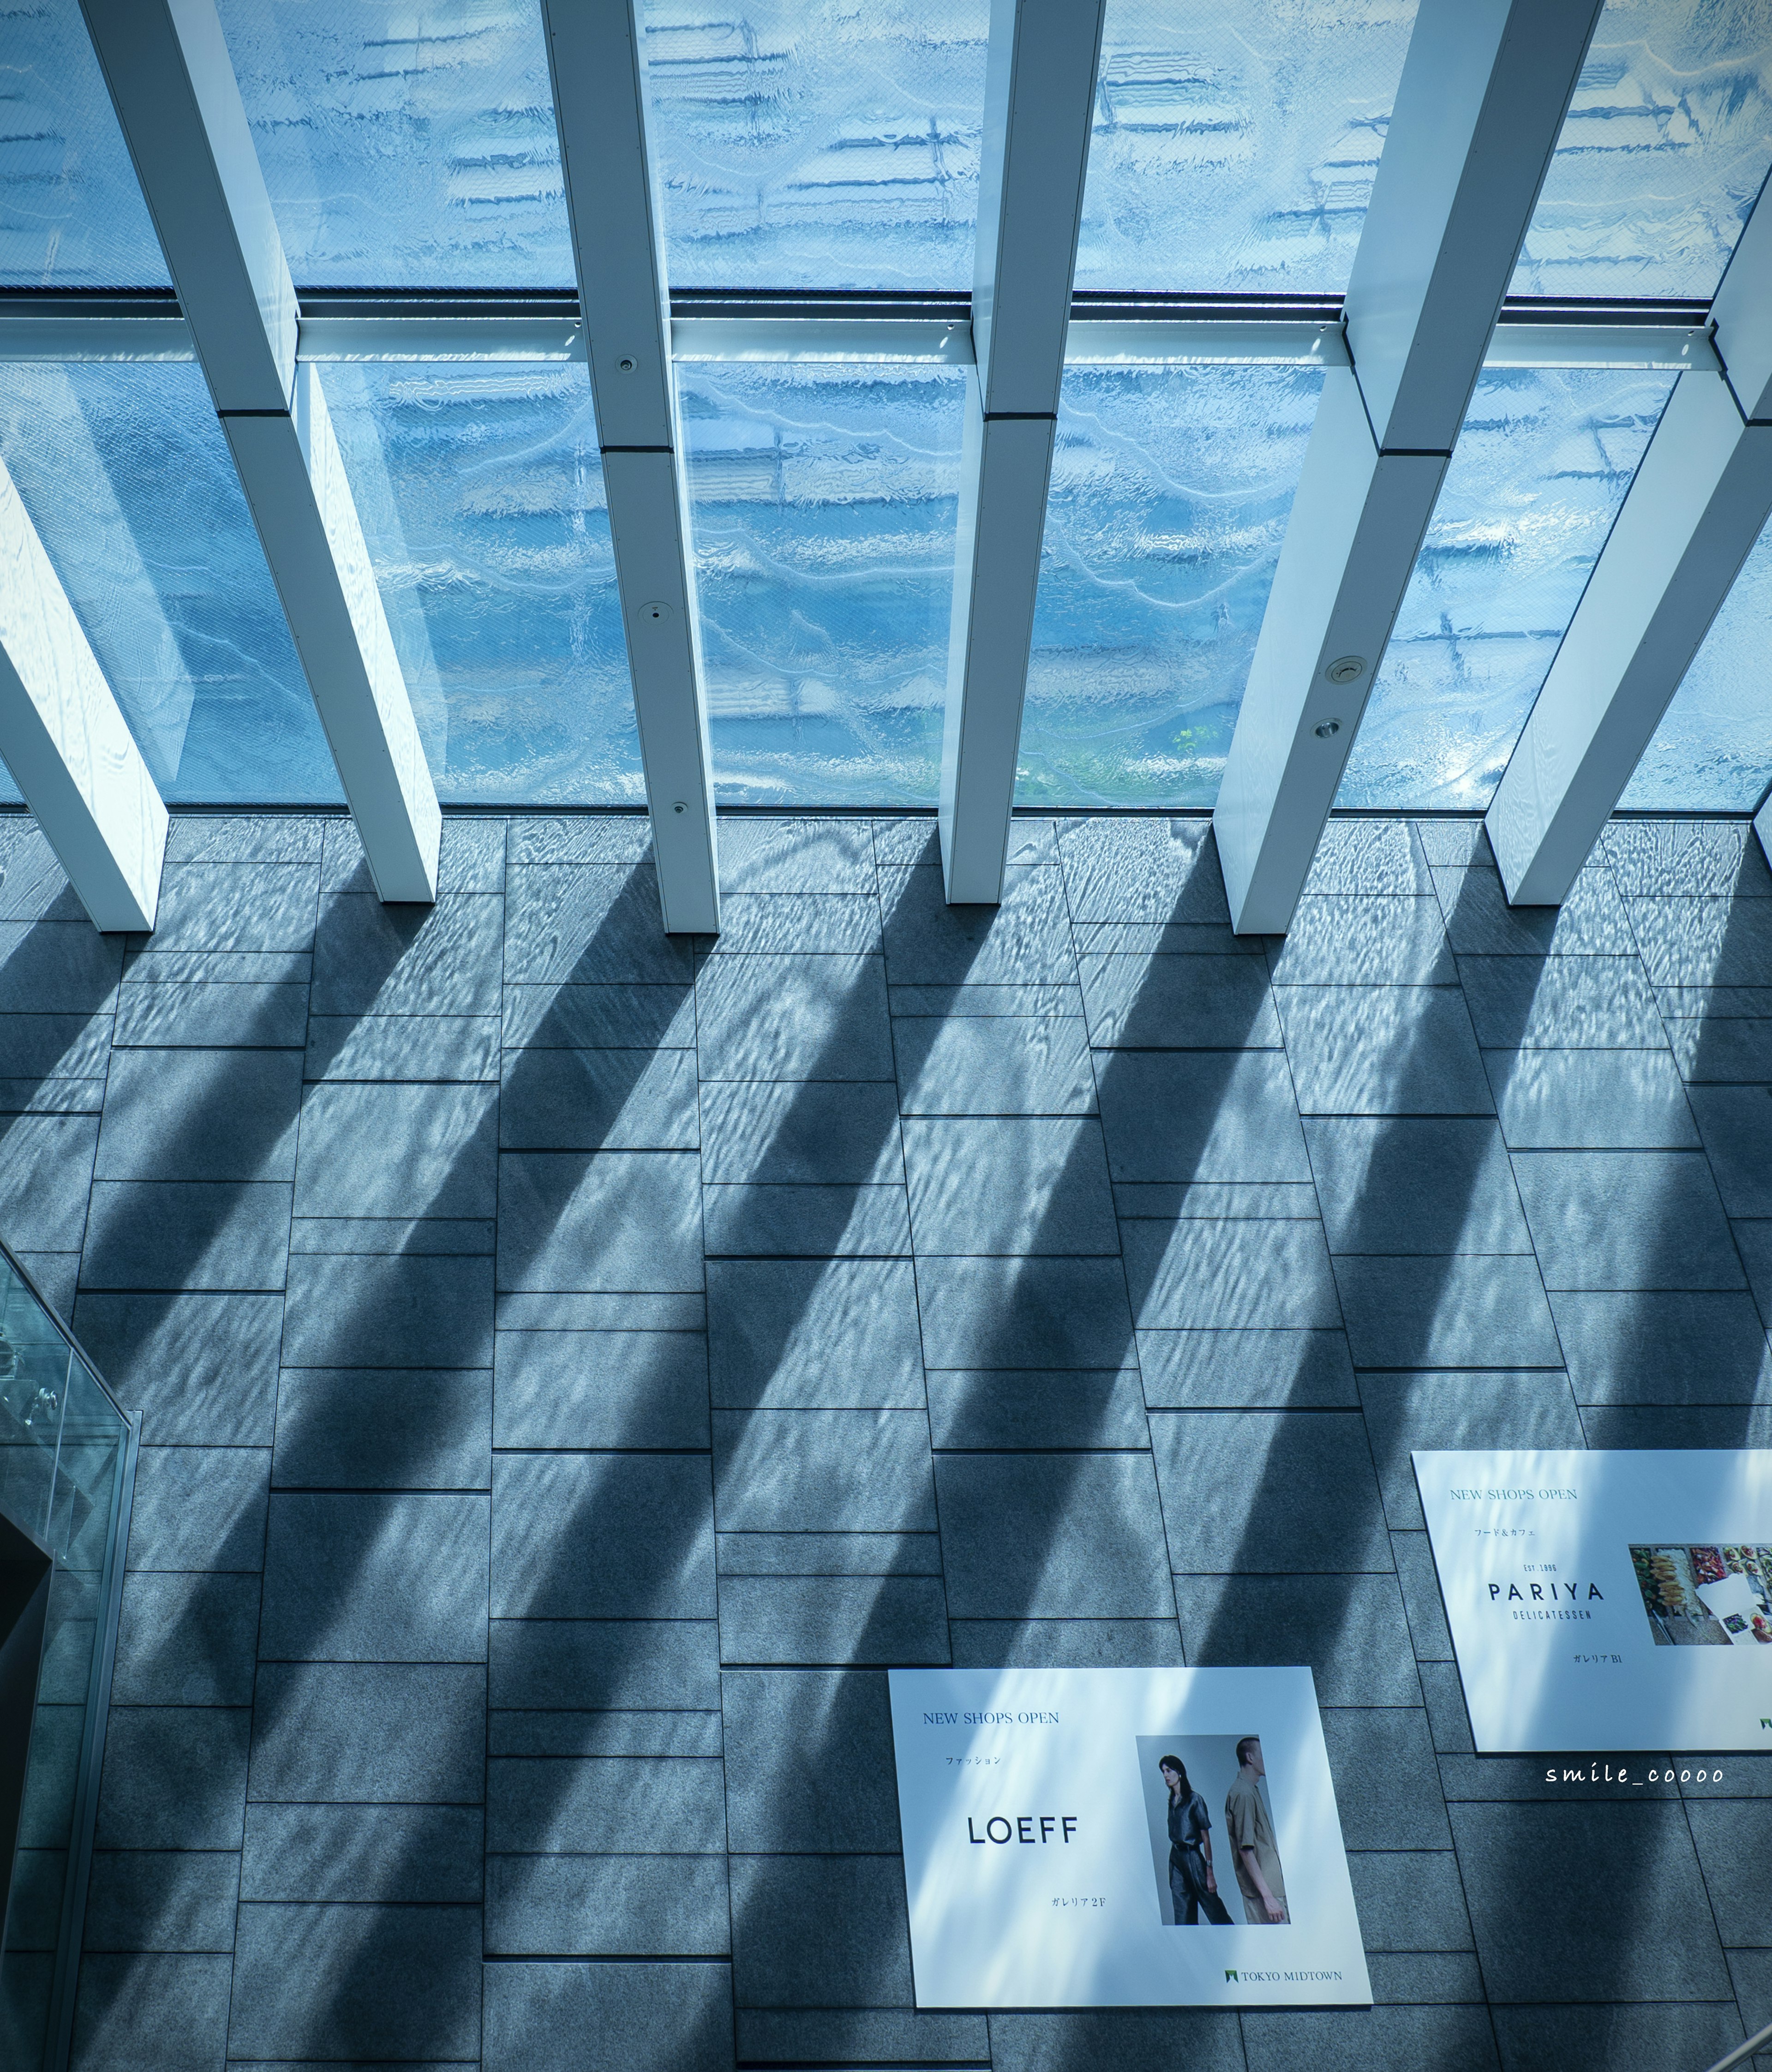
[1488,190,1772,903]
[77,0,440,903]
[1212,0,1604,934]
[539,0,718,935]
[0,456,167,931]
[938,0,1107,905]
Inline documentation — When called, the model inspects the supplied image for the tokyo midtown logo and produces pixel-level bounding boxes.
[1223,1970,1238,1983]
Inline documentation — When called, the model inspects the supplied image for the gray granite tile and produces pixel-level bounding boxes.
[707,1259,924,1407]
[338,812,507,894]
[509,816,652,866]
[497,1150,702,1292]
[83,1850,240,1952]
[1688,1084,1772,1216]
[879,862,1074,985]
[1359,1372,1586,1528]
[1685,1799,1772,1937]
[1269,896,1456,985]
[713,1407,936,1532]
[11,1251,76,1316]
[259,1492,489,1662]
[312,891,504,1015]
[1175,1573,1420,1704]
[295,1080,497,1216]
[491,1454,715,1619]
[227,1902,481,2060]
[948,1618,1184,1668]
[491,1710,723,1757]
[72,1292,283,1446]
[717,816,876,892]
[696,952,892,1080]
[1278,985,1493,1115]
[79,1180,291,1291]
[125,1445,267,1572]
[70,1953,234,2072]
[1550,1291,1772,1404]
[1433,863,1632,955]
[926,1367,1149,1447]
[288,1215,493,1255]
[1491,2002,1754,2072]
[1075,952,1280,1049]
[482,1958,732,2072]
[499,1046,698,1151]
[903,1116,1118,1253]
[992,2008,1245,2072]
[1729,1948,1772,2045]
[0,820,82,920]
[0,1074,103,1113]
[717,1573,951,1664]
[487,1754,726,1853]
[503,981,695,1050]
[113,981,308,1049]
[1736,1218,1772,1321]
[1243,2005,1497,2072]
[916,1257,1136,1368]
[1511,1150,1745,1290]
[1322,1706,1450,1847]
[147,863,318,953]
[1057,818,1228,923]
[496,1291,704,1331]
[274,1367,492,1486]
[0,1112,98,1250]
[1391,1528,1454,1657]
[1306,817,1434,892]
[241,1803,483,1901]
[1137,1329,1358,1407]
[702,1181,911,1258]
[122,949,309,987]
[893,1012,1097,1114]
[503,865,692,983]
[1602,819,1771,898]
[717,1532,941,1575]
[1628,896,1772,988]
[729,1852,914,2005]
[698,1079,903,1185]
[1449,1799,1730,1999]
[1149,1411,1390,1572]
[936,1453,1173,1617]
[0,920,121,1012]
[112,1571,261,1706]
[493,1329,708,1448]
[247,1661,485,1802]
[1334,1254,1562,1368]
[1667,1015,1772,1081]
[707,892,880,955]
[489,1617,719,1711]
[1346,1847,1473,1947]
[485,1853,730,1955]
[1458,953,1663,1049]
[163,814,327,865]
[1485,1048,1699,1150]
[1115,1183,1321,1217]
[1096,1049,1311,1182]
[303,1012,501,1083]
[721,1669,898,1851]
[891,981,1086,1018]
[1305,1116,1530,1254]
[1122,1218,1342,1329]
[742,2007,991,2066]
[96,1707,249,1847]
[1579,1405,1772,1449]
[0,1009,111,1077]
[280,1253,494,1368]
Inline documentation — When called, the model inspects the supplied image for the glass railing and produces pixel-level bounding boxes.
[0,1243,137,2072]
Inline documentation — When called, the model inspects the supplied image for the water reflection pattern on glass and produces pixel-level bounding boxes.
[1073,0,1417,296]
[679,360,964,804]
[1511,0,1772,301]
[318,361,644,804]
[1019,364,1321,809]
[1623,508,1772,812]
[643,0,988,291]
[0,361,338,804]
[1337,367,1675,814]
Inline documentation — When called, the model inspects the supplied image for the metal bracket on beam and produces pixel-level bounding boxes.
[1212,0,1605,935]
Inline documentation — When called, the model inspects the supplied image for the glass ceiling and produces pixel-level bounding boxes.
[1,0,1769,823]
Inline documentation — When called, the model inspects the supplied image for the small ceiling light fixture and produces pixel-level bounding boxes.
[1315,719,1341,739]
[617,355,636,371]
[1324,655,1366,684]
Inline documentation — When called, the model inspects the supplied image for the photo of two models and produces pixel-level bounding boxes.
[1137,1733,1288,1927]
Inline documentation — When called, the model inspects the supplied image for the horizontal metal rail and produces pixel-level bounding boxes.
[1700,2017,1772,2072]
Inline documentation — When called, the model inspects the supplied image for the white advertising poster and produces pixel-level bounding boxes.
[886,1666,1371,2009]
[1414,1449,1772,1753]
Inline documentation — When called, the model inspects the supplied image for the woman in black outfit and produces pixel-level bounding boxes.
[1159,1754,1233,1925]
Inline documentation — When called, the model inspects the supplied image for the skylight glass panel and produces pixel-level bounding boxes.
[1621,511,1772,811]
[678,360,964,803]
[0,0,168,286]
[0,361,336,802]
[1511,0,1772,300]
[1018,361,1321,808]
[643,0,987,290]
[216,0,572,286]
[318,360,642,803]
[1337,366,1676,813]
[1072,0,1416,297]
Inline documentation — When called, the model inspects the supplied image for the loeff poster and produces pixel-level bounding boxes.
[886,1666,1371,2009]
[1414,1449,1772,1754]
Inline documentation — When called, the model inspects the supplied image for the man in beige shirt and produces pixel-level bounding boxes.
[1224,1736,1288,1924]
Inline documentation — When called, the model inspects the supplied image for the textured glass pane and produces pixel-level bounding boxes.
[217,0,572,287]
[321,361,642,802]
[0,362,339,802]
[644,0,987,290]
[1074,0,1416,295]
[1622,511,1772,810]
[680,362,964,803]
[0,0,168,286]
[1019,364,1321,808]
[1338,368,1675,812]
[1512,0,1772,300]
